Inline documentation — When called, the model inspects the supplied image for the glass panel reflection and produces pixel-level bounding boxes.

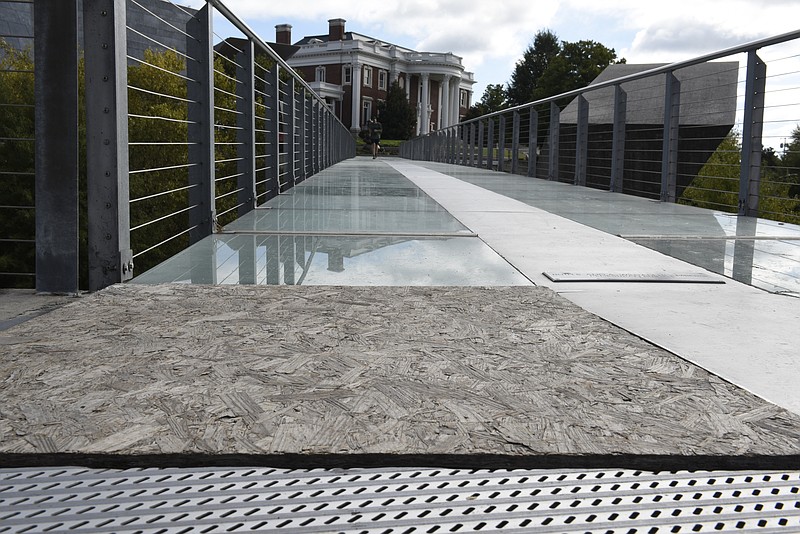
[132,234,531,286]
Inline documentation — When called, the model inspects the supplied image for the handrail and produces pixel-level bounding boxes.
[466,28,800,124]
[207,0,349,130]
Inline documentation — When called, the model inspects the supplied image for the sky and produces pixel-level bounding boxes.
[184,0,800,99]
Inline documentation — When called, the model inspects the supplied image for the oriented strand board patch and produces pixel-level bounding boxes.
[1,284,799,467]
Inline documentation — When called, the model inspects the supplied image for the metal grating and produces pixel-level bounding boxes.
[1,466,799,533]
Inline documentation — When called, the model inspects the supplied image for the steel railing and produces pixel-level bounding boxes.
[401,30,800,225]
[0,0,355,293]
[0,0,35,288]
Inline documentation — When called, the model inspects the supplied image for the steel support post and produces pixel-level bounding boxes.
[739,50,767,216]
[660,72,680,202]
[527,107,538,178]
[497,115,506,173]
[511,111,520,175]
[264,64,280,197]
[286,78,296,189]
[300,91,308,181]
[548,102,560,181]
[187,4,216,242]
[469,123,476,166]
[305,96,312,174]
[487,118,495,170]
[34,0,79,293]
[82,0,132,291]
[610,84,627,193]
[477,121,485,168]
[575,95,589,186]
[236,39,255,216]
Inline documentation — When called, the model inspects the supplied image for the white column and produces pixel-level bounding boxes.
[350,62,361,133]
[451,77,461,125]
[440,75,451,128]
[420,73,430,135]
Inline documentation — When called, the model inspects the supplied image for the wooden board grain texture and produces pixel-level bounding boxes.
[1,284,799,469]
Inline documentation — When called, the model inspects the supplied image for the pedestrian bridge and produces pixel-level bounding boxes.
[2,1,800,532]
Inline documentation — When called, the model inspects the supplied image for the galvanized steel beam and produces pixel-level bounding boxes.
[82,0,132,291]
[548,102,560,181]
[34,0,80,294]
[610,84,627,193]
[739,50,767,216]
[236,39,256,217]
[187,4,216,241]
[660,72,680,203]
[575,95,589,187]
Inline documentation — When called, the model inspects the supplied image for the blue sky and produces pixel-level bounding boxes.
[186,0,800,99]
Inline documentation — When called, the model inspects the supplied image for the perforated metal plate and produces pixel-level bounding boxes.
[2,467,799,533]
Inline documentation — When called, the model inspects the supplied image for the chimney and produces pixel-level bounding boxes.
[275,24,292,45]
[328,18,346,41]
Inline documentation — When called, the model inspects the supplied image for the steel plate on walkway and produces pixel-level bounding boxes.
[2,466,799,533]
[543,272,725,283]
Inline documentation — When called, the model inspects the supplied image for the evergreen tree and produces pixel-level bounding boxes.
[377,81,415,140]
[506,30,560,107]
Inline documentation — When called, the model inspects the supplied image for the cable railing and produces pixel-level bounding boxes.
[0,0,355,293]
[402,30,800,223]
[0,0,35,288]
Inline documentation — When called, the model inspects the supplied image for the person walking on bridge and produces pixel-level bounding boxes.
[367,117,382,159]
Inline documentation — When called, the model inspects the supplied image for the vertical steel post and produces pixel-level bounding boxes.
[469,123,476,167]
[286,78,296,189]
[34,0,79,293]
[187,4,216,242]
[477,121,485,168]
[610,84,627,193]
[548,102,560,181]
[487,118,495,170]
[660,72,681,202]
[511,111,520,175]
[83,0,132,291]
[497,115,506,173]
[236,39,255,216]
[739,50,767,216]
[575,95,589,186]
[265,63,280,198]
[299,90,308,181]
[527,107,538,178]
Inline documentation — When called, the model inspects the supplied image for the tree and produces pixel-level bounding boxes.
[533,39,623,104]
[506,29,560,107]
[377,81,415,140]
[463,83,507,121]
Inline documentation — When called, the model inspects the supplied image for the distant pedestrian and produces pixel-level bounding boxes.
[367,117,382,159]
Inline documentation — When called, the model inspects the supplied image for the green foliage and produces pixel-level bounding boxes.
[534,40,623,105]
[506,30,560,107]
[464,84,507,121]
[127,49,191,271]
[505,30,623,109]
[377,81,415,140]
[0,39,35,287]
[679,130,800,224]
[679,131,741,211]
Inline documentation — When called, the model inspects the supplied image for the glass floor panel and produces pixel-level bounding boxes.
[132,233,531,286]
